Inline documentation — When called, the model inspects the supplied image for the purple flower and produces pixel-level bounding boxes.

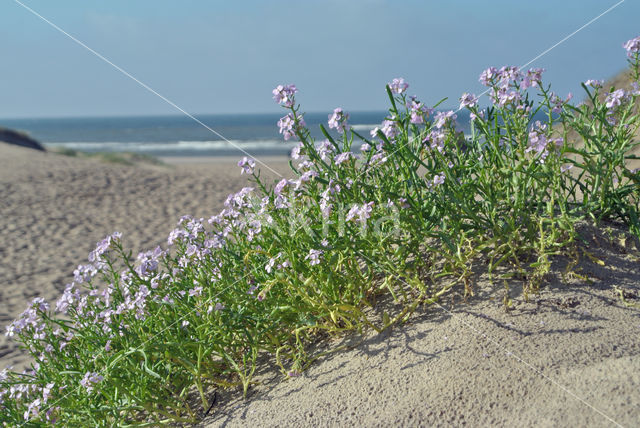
[481,66,525,91]
[274,194,290,210]
[225,187,255,209]
[167,227,189,246]
[297,160,313,170]
[525,122,550,162]
[490,88,520,107]
[346,202,374,224]
[188,286,203,297]
[31,297,49,313]
[381,119,399,140]
[278,113,305,141]
[278,259,291,269]
[605,89,626,109]
[135,246,164,277]
[88,232,121,262]
[560,164,573,173]
[549,92,572,113]
[42,382,54,403]
[238,157,256,175]
[370,149,388,166]
[305,249,323,266]
[422,129,445,153]
[584,79,603,89]
[479,67,498,86]
[272,84,298,107]
[346,205,360,222]
[389,78,409,94]
[291,142,304,159]
[246,219,262,241]
[434,110,457,129]
[300,170,318,182]
[497,66,521,86]
[265,254,279,273]
[432,174,445,186]
[80,372,103,393]
[459,93,478,110]
[315,139,334,161]
[521,68,545,90]
[274,178,292,196]
[207,302,225,314]
[328,108,351,133]
[55,284,78,314]
[24,398,41,421]
[319,197,332,218]
[408,97,432,124]
[623,36,640,58]
[470,110,484,122]
[334,152,354,165]
[73,263,98,284]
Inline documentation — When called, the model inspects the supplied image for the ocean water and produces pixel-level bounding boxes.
[0,109,544,158]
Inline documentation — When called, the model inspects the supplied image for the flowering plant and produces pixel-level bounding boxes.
[1,37,640,426]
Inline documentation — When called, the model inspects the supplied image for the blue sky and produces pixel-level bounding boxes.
[0,0,638,118]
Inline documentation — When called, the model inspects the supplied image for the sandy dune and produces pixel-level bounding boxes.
[203,232,640,427]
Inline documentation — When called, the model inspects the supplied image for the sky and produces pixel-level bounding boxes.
[0,0,639,119]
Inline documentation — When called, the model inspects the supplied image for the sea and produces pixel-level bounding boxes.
[0,109,544,158]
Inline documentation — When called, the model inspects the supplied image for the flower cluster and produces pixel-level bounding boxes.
[238,156,256,175]
[584,79,603,89]
[272,84,298,107]
[480,66,546,108]
[328,107,350,133]
[623,36,640,58]
[408,97,432,124]
[459,93,478,110]
[278,112,306,140]
[346,202,374,224]
[389,77,409,94]
[605,89,627,109]
[305,249,323,266]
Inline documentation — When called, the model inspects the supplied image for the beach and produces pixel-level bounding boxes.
[1,142,639,426]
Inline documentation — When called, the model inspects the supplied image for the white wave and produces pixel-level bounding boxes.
[44,139,296,153]
[351,124,379,131]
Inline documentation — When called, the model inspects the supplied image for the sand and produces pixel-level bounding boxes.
[202,259,640,427]
[1,142,639,426]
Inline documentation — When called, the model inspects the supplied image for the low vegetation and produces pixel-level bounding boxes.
[1,36,639,426]
[52,147,165,167]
